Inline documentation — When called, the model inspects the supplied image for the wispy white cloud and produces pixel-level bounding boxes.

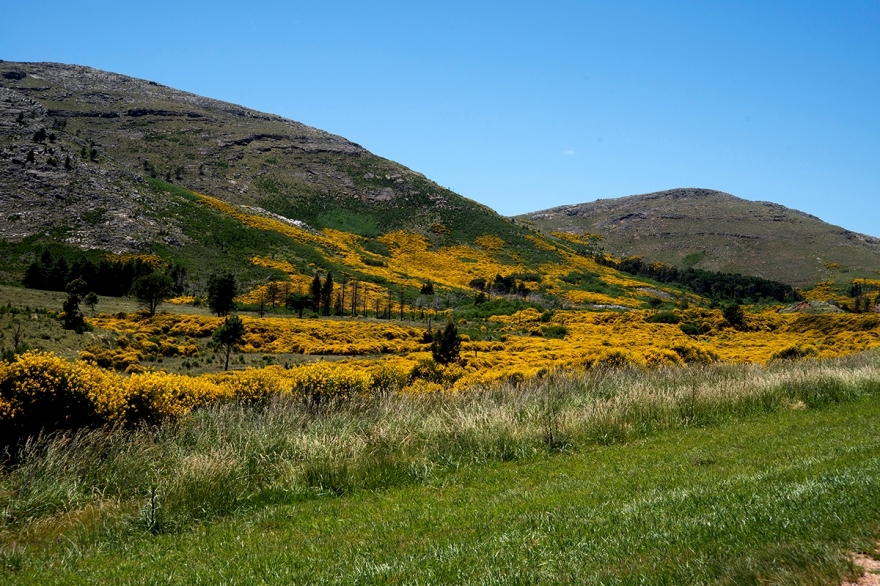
[564,149,575,155]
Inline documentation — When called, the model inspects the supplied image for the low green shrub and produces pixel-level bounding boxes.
[648,311,680,324]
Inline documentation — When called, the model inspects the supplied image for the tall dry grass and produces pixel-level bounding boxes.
[1,351,878,535]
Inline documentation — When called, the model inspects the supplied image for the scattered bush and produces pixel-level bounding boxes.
[770,345,818,361]
[540,325,569,339]
[680,322,708,336]
[648,311,680,324]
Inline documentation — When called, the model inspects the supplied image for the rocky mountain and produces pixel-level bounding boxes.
[517,188,880,287]
[3,60,872,295]
[0,60,534,264]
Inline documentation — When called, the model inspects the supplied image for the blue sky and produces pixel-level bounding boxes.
[3,1,878,236]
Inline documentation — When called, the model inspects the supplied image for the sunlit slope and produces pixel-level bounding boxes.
[517,188,880,287]
[153,180,684,308]
[0,60,560,269]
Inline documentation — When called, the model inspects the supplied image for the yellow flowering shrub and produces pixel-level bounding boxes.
[167,295,196,305]
[105,253,164,266]
[0,352,412,432]
[802,281,851,305]
[0,352,126,433]
[125,370,227,423]
[250,256,298,273]
[4,304,880,432]
[475,234,505,252]
[89,313,426,356]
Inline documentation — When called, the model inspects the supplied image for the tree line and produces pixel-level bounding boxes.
[593,255,802,303]
[23,250,186,298]
[467,273,541,303]
[847,282,880,313]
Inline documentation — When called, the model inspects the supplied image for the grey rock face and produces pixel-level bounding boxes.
[0,60,476,257]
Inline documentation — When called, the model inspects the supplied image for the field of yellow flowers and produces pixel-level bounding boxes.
[0,350,403,436]
[3,194,878,436]
[76,307,880,383]
[3,303,878,438]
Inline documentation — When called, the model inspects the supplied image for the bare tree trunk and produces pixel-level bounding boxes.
[351,278,358,316]
[340,276,346,317]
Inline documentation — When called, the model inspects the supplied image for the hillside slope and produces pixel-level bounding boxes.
[0,60,540,261]
[517,188,880,287]
[2,60,701,310]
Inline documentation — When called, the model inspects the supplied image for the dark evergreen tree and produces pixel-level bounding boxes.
[310,273,323,314]
[285,292,310,318]
[321,273,334,316]
[212,316,246,371]
[61,278,90,333]
[48,258,70,292]
[431,319,462,365]
[22,261,45,290]
[166,263,188,295]
[206,272,238,317]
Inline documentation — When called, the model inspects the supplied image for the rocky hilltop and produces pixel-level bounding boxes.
[518,188,880,287]
[0,60,513,259]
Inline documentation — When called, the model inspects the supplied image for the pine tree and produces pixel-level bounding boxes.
[206,272,238,317]
[431,319,461,365]
[310,273,323,314]
[61,278,90,333]
[321,273,334,316]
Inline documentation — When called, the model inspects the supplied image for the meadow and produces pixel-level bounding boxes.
[2,273,880,583]
[3,278,880,434]
[2,351,880,583]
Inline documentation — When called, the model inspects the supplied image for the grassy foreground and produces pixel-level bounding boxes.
[2,353,880,583]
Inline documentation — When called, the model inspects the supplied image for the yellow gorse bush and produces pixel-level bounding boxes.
[0,352,413,431]
[82,306,880,392]
[4,307,879,432]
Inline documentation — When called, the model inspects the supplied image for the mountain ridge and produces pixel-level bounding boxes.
[0,60,519,258]
[2,60,874,296]
[517,187,880,287]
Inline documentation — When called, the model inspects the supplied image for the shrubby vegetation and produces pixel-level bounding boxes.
[1,351,878,543]
[594,254,802,303]
[23,249,164,296]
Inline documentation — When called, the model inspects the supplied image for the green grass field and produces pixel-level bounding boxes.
[3,359,880,584]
